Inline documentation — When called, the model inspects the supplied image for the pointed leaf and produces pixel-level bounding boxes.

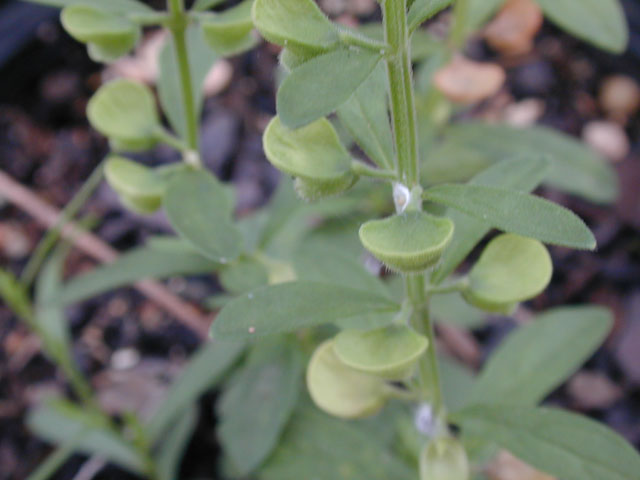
[277,48,382,128]
[452,405,640,480]
[156,408,197,480]
[467,306,613,407]
[211,281,400,340]
[217,340,302,475]
[336,63,394,169]
[432,155,551,284]
[534,0,628,53]
[408,0,453,31]
[164,169,243,263]
[424,184,596,249]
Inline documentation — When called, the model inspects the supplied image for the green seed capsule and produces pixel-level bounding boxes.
[420,438,470,480]
[200,1,257,57]
[306,340,389,419]
[104,156,166,215]
[359,211,454,273]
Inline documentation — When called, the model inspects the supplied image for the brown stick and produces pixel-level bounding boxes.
[0,169,211,339]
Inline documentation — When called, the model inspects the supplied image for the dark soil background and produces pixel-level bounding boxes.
[0,0,639,479]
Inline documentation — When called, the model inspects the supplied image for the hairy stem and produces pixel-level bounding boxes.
[168,0,199,152]
[382,0,443,415]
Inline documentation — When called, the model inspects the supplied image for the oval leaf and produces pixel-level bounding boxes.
[164,169,242,263]
[277,48,382,129]
[211,281,400,340]
[200,0,257,57]
[307,340,388,419]
[423,184,596,249]
[333,325,428,380]
[87,79,159,148]
[359,211,454,272]
[104,156,165,213]
[252,0,339,51]
[463,234,552,313]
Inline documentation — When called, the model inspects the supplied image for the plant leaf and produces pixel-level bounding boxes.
[259,403,414,480]
[192,0,226,11]
[211,281,400,340]
[200,0,258,57]
[452,405,640,480]
[252,0,339,50]
[439,356,476,413]
[466,306,613,407]
[431,292,486,329]
[217,339,302,475]
[58,243,219,305]
[422,123,619,205]
[148,340,245,441]
[277,48,382,129]
[24,0,152,14]
[155,408,197,480]
[408,0,453,32]
[336,63,394,169]
[431,155,550,284]
[28,398,146,474]
[158,25,218,141]
[424,184,596,249]
[534,0,628,53]
[164,169,243,263]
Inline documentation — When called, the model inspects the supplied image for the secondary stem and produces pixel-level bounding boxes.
[382,0,443,415]
[168,0,199,152]
[383,0,419,186]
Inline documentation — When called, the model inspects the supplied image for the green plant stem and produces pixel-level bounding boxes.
[20,162,105,288]
[168,0,199,152]
[351,161,398,180]
[382,0,444,416]
[450,0,469,48]
[337,27,390,53]
[382,0,419,186]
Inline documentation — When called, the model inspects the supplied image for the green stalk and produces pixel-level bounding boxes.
[168,0,200,152]
[382,0,443,415]
[382,0,419,186]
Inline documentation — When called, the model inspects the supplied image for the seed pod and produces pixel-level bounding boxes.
[104,156,166,215]
[420,438,470,480]
[306,340,388,419]
[333,325,428,380]
[61,6,140,63]
[200,0,258,57]
[462,233,552,314]
[359,211,454,273]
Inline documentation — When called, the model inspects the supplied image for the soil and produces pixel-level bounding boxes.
[0,1,639,479]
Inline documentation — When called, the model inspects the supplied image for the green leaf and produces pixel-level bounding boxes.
[336,63,394,170]
[408,0,453,32]
[28,398,146,474]
[211,281,400,340]
[59,243,219,305]
[277,48,382,129]
[34,248,71,358]
[260,402,414,480]
[148,340,245,441]
[263,116,356,199]
[535,0,628,53]
[463,234,552,314]
[307,340,389,419]
[219,258,269,295]
[217,340,302,475]
[192,0,226,11]
[252,0,339,51]
[87,79,160,150]
[452,405,640,480]
[359,211,454,272]
[422,123,619,204]
[424,184,596,249]
[467,306,613,407]
[158,25,218,141]
[200,0,258,57]
[104,156,166,214]
[24,0,152,14]
[439,356,476,413]
[333,325,428,380]
[164,169,243,263]
[60,5,139,62]
[432,155,551,285]
[155,408,197,480]
[419,437,470,480]
[0,268,32,321]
